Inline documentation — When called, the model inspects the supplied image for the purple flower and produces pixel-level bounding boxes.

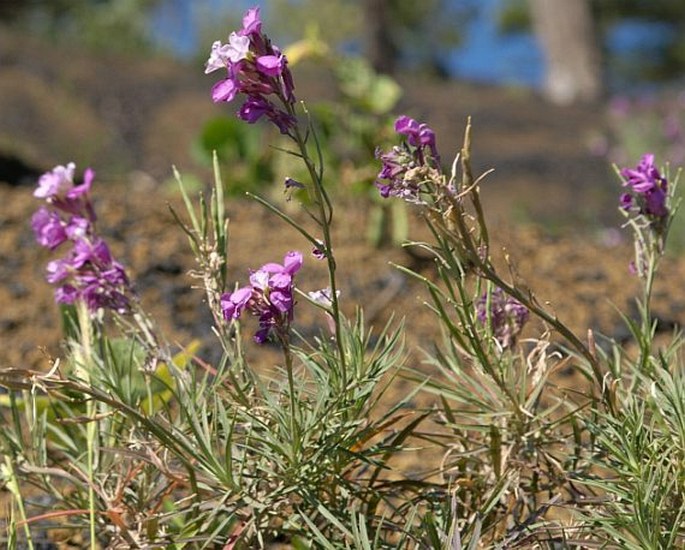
[65,216,90,240]
[32,207,67,250]
[394,115,439,162]
[221,251,303,344]
[226,33,251,63]
[237,95,270,123]
[205,6,297,135]
[312,240,326,260]
[239,6,262,37]
[71,238,112,269]
[374,116,441,202]
[221,286,252,320]
[212,75,240,103]
[55,284,78,305]
[619,154,669,223]
[205,34,250,75]
[34,163,76,199]
[284,177,305,189]
[46,258,72,284]
[256,54,284,77]
[33,163,135,315]
[65,168,94,200]
[619,193,633,211]
[283,250,303,274]
[620,154,664,193]
[205,40,232,74]
[307,288,338,307]
[476,288,529,349]
[644,187,668,217]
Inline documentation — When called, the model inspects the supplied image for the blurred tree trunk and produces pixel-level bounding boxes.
[528,0,603,105]
[363,0,398,75]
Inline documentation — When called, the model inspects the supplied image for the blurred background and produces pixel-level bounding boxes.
[1,0,684,193]
[0,1,682,174]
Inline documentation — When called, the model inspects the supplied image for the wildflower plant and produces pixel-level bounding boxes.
[2,5,685,549]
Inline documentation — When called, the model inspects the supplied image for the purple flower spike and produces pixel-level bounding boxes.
[374,115,441,203]
[33,163,135,315]
[619,154,669,224]
[220,250,303,344]
[205,6,297,135]
[32,207,67,250]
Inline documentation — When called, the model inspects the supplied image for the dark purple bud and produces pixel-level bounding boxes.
[619,193,633,210]
[238,95,271,123]
[284,177,305,189]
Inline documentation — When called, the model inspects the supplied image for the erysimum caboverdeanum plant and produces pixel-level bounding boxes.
[2,4,685,548]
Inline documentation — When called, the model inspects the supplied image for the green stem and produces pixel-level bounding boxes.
[75,302,98,550]
[638,244,660,372]
[289,113,347,387]
[452,123,603,391]
[4,455,34,550]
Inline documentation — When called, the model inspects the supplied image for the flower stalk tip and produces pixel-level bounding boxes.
[205,6,297,135]
[32,164,135,315]
[221,251,303,344]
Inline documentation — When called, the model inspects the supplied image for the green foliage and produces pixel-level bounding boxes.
[194,115,276,197]
[6,0,158,55]
[582,361,685,547]
[269,0,468,77]
[336,57,402,116]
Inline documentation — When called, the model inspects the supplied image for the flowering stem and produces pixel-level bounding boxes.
[289,112,347,385]
[449,125,605,392]
[635,244,660,373]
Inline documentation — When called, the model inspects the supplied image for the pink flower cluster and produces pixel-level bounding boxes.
[32,163,133,314]
[221,251,303,344]
[375,115,441,202]
[619,153,669,221]
[205,7,296,135]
